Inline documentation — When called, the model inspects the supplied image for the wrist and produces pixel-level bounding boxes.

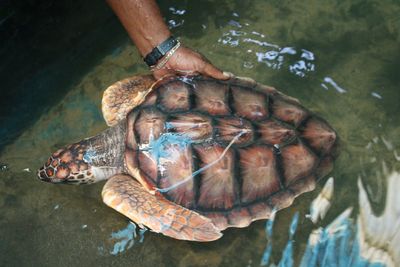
[137,30,171,56]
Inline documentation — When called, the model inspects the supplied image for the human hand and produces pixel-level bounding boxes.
[151,46,230,80]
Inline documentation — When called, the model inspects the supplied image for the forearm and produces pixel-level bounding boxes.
[107,0,171,56]
[107,0,228,80]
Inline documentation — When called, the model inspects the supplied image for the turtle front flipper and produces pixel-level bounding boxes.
[102,174,223,242]
[102,75,156,126]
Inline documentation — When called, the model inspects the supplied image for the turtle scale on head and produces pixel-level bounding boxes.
[38,74,338,241]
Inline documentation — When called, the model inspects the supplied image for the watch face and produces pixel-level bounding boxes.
[158,37,177,55]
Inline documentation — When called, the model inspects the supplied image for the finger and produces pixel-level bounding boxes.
[202,63,230,80]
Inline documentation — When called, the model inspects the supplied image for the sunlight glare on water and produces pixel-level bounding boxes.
[218,15,316,78]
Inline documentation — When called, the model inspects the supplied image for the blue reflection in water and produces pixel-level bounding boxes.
[108,223,147,255]
[261,208,386,267]
[260,209,276,266]
[278,212,299,267]
[110,223,136,255]
[300,214,384,267]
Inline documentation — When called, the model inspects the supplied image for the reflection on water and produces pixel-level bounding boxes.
[1,0,400,266]
[260,209,276,266]
[299,208,365,267]
[0,163,8,171]
[357,172,400,266]
[307,177,334,224]
[97,222,148,256]
[218,18,316,78]
[109,223,139,255]
[263,171,400,267]
[279,212,299,267]
[217,11,353,100]
[167,6,186,29]
[321,77,348,94]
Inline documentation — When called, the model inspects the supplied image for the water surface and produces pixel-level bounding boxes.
[1,0,399,266]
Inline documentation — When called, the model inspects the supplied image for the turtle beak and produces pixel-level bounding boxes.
[37,166,52,182]
[37,162,68,184]
[37,154,75,184]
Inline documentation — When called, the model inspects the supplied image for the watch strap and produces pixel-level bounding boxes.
[143,36,178,67]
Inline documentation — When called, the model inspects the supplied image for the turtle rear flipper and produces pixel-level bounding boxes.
[102,75,155,126]
[102,175,223,242]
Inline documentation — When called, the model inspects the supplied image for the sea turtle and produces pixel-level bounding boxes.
[38,74,338,242]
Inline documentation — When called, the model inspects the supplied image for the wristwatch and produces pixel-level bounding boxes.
[143,36,179,67]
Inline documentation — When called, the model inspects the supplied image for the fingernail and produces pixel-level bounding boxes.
[223,71,234,78]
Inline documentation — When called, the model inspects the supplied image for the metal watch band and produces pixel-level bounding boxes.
[143,36,178,67]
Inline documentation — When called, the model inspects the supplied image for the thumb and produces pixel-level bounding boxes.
[202,63,230,80]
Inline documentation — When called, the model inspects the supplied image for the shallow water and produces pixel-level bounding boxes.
[1,0,400,266]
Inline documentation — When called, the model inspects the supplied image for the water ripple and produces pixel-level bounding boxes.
[167,6,186,29]
[322,77,348,93]
[218,16,316,78]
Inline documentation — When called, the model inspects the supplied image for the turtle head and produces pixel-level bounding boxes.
[38,125,125,185]
[37,142,97,185]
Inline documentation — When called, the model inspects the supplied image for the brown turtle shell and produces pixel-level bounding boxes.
[124,75,337,230]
